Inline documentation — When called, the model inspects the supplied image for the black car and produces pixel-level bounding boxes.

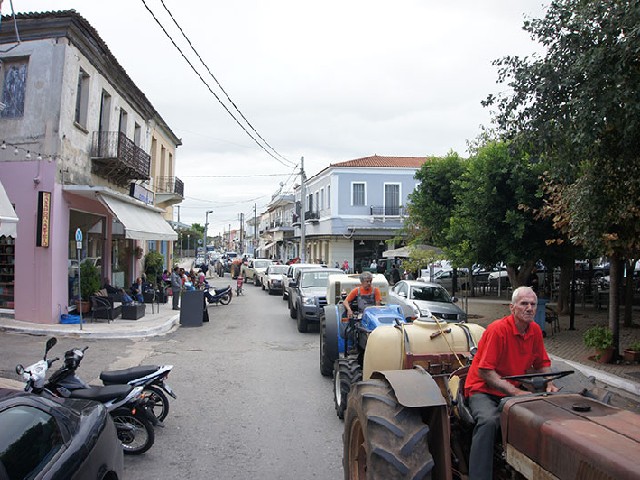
[0,388,123,480]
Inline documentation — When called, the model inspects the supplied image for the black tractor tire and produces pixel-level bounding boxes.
[297,305,309,333]
[333,357,362,419]
[319,308,339,377]
[343,379,434,479]
[145,385,169,422]
[111,407,155,455]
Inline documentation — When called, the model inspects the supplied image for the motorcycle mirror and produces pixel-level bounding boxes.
[15,364,24,375]
[45,337,57,357]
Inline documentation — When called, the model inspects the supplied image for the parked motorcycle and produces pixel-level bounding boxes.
[100,364,176,422]
[16,337,156,455]
[204,284,233,305]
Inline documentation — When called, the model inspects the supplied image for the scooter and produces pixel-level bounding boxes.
[100,364,176,422]
[16,337,156,455]
[204,283,233,305]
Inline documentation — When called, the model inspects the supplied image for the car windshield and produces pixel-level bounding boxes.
[268,265,288,275]
[410,285,452,303]
[254,260,271,268]
[301,272,331,288]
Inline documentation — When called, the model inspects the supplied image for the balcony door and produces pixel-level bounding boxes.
[384,184,400,215]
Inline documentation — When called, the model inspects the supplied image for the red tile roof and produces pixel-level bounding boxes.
[330,155,430,168]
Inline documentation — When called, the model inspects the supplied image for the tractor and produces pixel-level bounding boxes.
[342,316,640,479]
[320,273,421,418]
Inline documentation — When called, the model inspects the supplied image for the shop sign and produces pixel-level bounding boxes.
[36,191,51,247]
[129,183,155,206]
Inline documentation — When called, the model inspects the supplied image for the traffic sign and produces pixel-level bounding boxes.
[75,228,83,242]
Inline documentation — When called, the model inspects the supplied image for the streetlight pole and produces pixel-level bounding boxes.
[187,234,191,258]
[204,210,213,256]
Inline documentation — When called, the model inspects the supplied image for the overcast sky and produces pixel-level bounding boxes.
[11,0,548,236]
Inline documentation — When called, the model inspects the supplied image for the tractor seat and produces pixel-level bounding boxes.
[449,368,475,427]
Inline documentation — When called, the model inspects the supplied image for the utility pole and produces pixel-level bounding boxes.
[300,156,306,263]
[254,203,257,254]
[239,213,244,254]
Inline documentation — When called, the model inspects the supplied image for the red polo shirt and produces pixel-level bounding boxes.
[464,314,551,398]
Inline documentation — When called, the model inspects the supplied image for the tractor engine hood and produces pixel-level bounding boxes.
[501,394,640,480]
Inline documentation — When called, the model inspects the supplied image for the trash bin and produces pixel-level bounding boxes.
[535,298,549,335]
[180,290,204,327]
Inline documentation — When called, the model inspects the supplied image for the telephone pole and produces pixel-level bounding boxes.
[300,156,306,263]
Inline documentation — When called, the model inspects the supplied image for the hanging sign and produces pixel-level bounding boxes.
[36,191,51,247]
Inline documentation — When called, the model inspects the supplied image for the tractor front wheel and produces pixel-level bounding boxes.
[333,357,361,419]
[343,379,434,479]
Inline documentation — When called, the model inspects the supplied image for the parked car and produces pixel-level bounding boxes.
[288,268,344,332]
[389,280,467,322]
[431,268,470,292]
[261,264,289,294]
[0,387,124,479]
[241,258,274,285]
[283,263,327,303]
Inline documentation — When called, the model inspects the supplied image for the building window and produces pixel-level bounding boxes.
[315,192,319,212]
[352,182,366,206]
[74,68,89,127]
[134,123,141,146]
[118,108,128,134]
[384,183,401,215]
[320,188,324,210]
[327,186,330,208]
[0,59,28,118]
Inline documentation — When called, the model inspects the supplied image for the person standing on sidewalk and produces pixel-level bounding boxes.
[170,266,182,310]
[464,286,558,480]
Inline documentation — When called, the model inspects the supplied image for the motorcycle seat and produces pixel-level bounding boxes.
[69,384,133,402]
[100,365,160,384]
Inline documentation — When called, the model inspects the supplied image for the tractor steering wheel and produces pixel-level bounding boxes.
[502,370,574,393]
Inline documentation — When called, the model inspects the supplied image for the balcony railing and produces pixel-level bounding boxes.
[155,176,184,198]
[91,131,151,186]
[304,210,320,221]
[370,206,404,216]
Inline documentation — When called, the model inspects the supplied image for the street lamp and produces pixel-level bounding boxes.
[204,210,213,256]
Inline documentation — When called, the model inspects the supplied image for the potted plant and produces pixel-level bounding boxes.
[78,259,101,313]
[583,325,614,363]
[623,340,640,363]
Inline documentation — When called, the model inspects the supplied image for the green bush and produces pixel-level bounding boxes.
[583,325,613,350]
[80,260,101,301]
[144,251,165,284]
[627,340,640,352]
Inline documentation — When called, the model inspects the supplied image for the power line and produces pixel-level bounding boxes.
[139,0,295,168]
[158,0,294,167]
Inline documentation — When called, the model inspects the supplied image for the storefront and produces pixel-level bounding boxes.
[0,180,18,311]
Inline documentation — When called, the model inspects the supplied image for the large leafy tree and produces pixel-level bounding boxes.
[485,0,640,354]
[448,141,552,286]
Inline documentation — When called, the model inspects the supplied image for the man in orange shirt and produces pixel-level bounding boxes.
[343,271,382,318]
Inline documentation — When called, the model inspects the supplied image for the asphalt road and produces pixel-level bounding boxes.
[0,278,343,479]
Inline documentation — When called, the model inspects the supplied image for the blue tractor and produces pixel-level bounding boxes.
[318,274,411,418]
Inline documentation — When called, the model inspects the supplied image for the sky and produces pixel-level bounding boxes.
[8,0,549,237]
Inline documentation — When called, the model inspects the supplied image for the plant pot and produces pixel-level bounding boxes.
[590,347,615,364]
[623,349,640,363]
[75,300,91,314]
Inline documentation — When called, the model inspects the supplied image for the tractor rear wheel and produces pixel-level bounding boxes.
[333,357,361,419]
[343,379,434,479]
[320,308,339,377]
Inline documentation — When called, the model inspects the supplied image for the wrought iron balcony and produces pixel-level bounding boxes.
[91,131,150,186]
[155,176,184,197]
[370,206,404,216]
[304,210,320,222]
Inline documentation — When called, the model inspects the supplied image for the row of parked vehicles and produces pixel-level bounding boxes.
[247,257,639,479]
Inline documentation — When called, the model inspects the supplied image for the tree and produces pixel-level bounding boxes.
[448,141,553,286]
[485,0,640,356]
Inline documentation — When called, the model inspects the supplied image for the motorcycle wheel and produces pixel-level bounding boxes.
[112,407,155,455]
[145,385,170,422]
[220,293,231,305]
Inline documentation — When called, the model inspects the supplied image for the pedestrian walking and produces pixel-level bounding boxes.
[170,266,182,310]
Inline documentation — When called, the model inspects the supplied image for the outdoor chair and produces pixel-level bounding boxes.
[545,305,560,335]
[90,295,116,323]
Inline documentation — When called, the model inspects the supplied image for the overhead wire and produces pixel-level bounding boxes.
[158,0,294,168]
[139,0,295,168]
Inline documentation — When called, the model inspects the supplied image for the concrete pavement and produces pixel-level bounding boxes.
[1,278,639,399]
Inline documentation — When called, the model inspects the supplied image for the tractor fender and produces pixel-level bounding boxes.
[371,368,447,408]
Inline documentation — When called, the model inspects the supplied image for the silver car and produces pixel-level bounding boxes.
[389,280,467,322]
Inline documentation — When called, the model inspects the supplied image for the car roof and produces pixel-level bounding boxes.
[300,268,343,275]
[398,280,444,288]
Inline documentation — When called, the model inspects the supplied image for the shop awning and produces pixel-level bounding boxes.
[98,194,177,241]
[0,179,18,238]
[256,241,277,252]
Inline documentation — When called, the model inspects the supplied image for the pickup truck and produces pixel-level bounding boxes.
[288,267,343,332]
[241,258,273,285]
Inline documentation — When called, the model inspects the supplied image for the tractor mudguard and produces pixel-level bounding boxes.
[371,368,447,408]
